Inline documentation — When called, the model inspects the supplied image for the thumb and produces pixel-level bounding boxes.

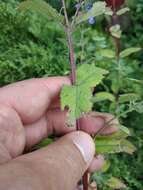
[18,131,95,190]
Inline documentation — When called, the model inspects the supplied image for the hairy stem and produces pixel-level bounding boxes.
[61,1,88,189]
[62,0,76,85]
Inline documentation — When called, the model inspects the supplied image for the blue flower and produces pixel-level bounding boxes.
[88,17,95,25]
[75,3,80,9]
[85,3,93,11]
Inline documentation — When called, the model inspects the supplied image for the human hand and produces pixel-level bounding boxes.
[0,77,118,190]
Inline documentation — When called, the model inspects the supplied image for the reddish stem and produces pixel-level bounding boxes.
[83,171,88,190]
[62,1,88,189]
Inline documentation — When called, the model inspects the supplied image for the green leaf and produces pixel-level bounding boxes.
[132,101,143,114]
[76,64,108,87]
[34,138,53,149]
[61,64,108,126]
[95,138,122,154]
[95,138,136,154]
[117,7,130,16]
[104,7,113,16]
[120,140,136,154]
[101,160,111,172]
[76,1,106,24]
[127,78,143,84]
[107,177,126,189]
[18,0,63,22]
[92,92,115,103]
[95,125,135,154]
[120,47,141,58]
[99,49,115,58]
[119,93,141,103]
[109,24,122,38]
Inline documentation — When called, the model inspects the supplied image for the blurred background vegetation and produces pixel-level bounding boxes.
[0,0,143,189]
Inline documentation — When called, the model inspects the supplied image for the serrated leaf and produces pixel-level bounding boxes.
[120,47,141,58]
[76,2,106,24]
[61,64,108,126]
[92,92,115,103]
[99,49,115,58]
[119,93,141,103]
[77,64,108,87]
[110,24,122,38]
[18,0,63,22]
[107,177,126,189]
[61,85,92,126]
[117,7,130,16]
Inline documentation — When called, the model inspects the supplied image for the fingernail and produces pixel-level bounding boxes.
[68,131,95,164]
[93,116,105,128]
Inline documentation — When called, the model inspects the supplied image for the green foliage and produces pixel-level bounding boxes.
[61,64,107,126]
[117,7,130,16]
[120,47,142,58]
[95,128,136,154]
[18,0,63,23]
[109,24,122,38]
[0,0,143,189]
[92,92,115,103]
[76,1,107,24]
[0,0,69,85]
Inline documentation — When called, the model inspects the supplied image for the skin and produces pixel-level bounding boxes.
[0,77,118,190]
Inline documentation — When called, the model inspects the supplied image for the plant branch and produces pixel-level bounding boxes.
[71,0,84,27]
[62,0,76,85]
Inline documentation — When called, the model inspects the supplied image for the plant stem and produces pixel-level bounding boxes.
[62,0,76,85]
[83,171,88,190]
[61,1,88,189]
[62,0,88,190]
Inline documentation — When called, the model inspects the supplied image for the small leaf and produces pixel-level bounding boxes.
[99,49,115,58]
[18,0,63,22]
[117,7,130,15]
[95,125,135,155]
[92,92,115,103]
[95,138,122,154]
[133,101,143,114]
[95,138,136,154]
[96,128,130,140]
[76,2,106,24]
[120,140,136,154]
[120,47,141,58]
[118,125,130,136]
[35,138,53,149]
[110,24,122,38]
[107,177,126,189]
[101,160,111,172]
[61,64,108,126]
[104,7,113,15]
[119,93,141,103]
[127,78,143,84]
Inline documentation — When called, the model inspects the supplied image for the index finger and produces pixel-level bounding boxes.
[0,77,70,125]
